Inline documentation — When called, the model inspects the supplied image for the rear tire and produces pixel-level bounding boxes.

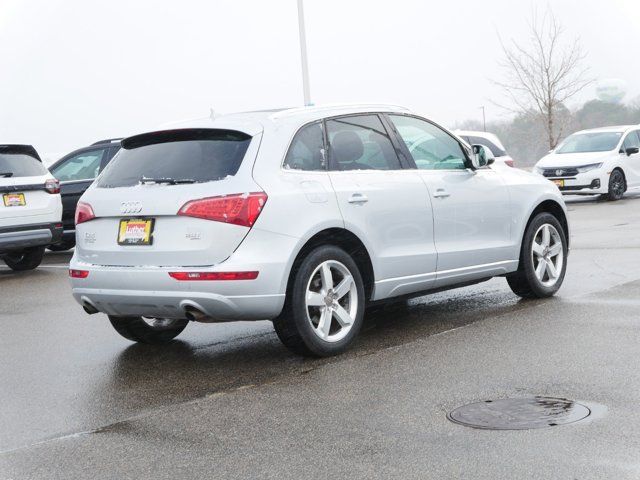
[606,169,625,201]
[273,245,365,357]
[507,212,567,299]
[2,246,46,271]
[48,241,75,252]
[108,316,188,344]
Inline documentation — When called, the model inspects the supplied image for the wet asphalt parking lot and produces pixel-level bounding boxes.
[2,194,640,479]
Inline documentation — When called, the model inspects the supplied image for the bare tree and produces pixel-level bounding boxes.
[494,8,593,149]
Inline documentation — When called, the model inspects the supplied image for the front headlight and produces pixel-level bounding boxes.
[576,163,603,173]
[533,166,544,174]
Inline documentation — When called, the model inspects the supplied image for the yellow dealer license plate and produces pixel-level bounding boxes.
[3,193,26,207]
[118,218,154,246]
[552,179,564,188]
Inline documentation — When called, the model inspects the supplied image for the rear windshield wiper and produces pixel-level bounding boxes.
[0,172,13,178]
[139,177,196,185]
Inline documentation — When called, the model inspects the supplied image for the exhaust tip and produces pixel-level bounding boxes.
[82,302,99,315]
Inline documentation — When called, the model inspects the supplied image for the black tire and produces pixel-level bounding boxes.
[48,241,75,252]
[507,212,568,299]
[2,246,46,271]
[273,245,365,357]
[108,316,188,344]
[606,169,625,201]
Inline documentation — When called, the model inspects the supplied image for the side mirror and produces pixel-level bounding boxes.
[625,146,639,156]
[471,144,495,168]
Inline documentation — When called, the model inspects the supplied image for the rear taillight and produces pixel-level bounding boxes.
[178,192,267,227]
[45,179,60,194]
[505,160,515,168]
[168,271,259,281]
[75,201,96,225]
[69,269,89,278]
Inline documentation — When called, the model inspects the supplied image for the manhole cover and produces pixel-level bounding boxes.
[447,396,591,430]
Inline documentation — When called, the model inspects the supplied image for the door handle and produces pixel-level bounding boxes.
[433,189,450,198]
[348,193,369,204]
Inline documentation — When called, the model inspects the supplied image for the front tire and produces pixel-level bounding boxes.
[606,169,625,201]
[273,245,365,357]
[108,316,188,344]
[2,246,46,271]
[507,212,567,299]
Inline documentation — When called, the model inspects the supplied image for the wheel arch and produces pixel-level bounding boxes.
[285,228,376,302]
[522,199,570,250]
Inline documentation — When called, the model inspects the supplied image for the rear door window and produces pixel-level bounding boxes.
[0,153,47,177]
[96,129,251,188]
[326,115,402,171]
[51,149,105,182]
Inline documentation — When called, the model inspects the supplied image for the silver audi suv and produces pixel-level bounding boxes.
[70,104,569,356]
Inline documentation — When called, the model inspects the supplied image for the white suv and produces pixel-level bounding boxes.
[533,125,640,200]
[1,145,63,270]
[70,105,569,356]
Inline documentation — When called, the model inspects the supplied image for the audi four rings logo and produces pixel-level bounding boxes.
[555,169,564,176]
[120,201,142,214]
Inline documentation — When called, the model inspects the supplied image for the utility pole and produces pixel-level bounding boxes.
[479,106,486,132]
[297,0,312,105]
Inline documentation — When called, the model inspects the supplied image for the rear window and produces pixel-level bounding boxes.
[0,154,47,178]
[96,129,252,188]
[465,136,507,157]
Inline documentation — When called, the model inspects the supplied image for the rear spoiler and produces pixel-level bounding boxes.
[0,144,41,162]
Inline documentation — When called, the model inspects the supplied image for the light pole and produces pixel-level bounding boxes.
[297,0,312,105]
[479,106,486,132]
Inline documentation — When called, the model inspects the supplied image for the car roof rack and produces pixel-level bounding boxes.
[91,138,123,145]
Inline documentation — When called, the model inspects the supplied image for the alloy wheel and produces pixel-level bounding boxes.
[305,260,358,343]
[611,171,625,198]
[531,224,564,287]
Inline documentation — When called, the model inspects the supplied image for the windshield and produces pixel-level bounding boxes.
[556,132,623,154]
[0,154,47,177]
[96,129,251,188]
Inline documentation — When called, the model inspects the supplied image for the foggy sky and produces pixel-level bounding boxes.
[1,0,638,159]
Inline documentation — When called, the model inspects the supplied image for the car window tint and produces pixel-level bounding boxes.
[326,115,401,171]
[623,131,640,150]
[51,149,105,181]
[465,135,506,157]
[283,122,325,171]
[96,130,251,188]
[0,154,47,177]
[390,116,467,170]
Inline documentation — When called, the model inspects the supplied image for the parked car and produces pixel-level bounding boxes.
[533,125,640,200]
[454,130,515,167]
[0,144,63,270]
[48,138,121,250]
[69,104,569,356]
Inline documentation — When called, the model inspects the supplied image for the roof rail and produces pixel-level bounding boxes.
[91,138,123,145]
[269,103,411,120]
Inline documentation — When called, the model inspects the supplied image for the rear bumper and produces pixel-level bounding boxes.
[73,285,285,322]
[0,222,63,253]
